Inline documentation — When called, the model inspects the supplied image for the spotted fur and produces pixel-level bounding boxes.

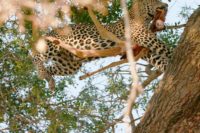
[33,0,172,80]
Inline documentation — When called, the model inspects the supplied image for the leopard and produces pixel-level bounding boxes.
[33,0,173,83]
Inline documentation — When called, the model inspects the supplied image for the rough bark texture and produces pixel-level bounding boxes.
[134,7,200,133]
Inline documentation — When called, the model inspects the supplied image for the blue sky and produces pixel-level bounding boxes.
[163,0,200,23]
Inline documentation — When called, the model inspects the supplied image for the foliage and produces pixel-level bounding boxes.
[71,0,132,24]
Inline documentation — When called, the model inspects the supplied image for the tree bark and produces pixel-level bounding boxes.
[134,7,200,133]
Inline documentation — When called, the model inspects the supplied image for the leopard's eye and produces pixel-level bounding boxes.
[148,13,154,18]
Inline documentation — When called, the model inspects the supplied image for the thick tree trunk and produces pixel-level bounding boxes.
[135,7,200,133]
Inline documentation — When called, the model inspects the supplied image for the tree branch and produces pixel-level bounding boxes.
[165,24,186,30]
[142,70,162,88]
[120,0,143,132]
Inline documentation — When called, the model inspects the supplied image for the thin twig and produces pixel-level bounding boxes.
[98,116,123,133]
[0,127,9,131]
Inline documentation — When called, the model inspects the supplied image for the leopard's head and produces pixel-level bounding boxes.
[129,0,168,29]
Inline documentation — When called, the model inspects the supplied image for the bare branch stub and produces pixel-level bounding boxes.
[165,24,186,30]
[142,70,162,88]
